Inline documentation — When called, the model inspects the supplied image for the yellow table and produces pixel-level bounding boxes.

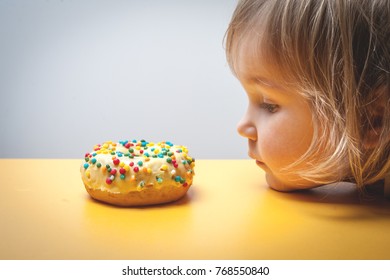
[1,159,389,260]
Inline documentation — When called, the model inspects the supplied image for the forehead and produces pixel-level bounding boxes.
[234,35,289,86]
[234,37,266,76]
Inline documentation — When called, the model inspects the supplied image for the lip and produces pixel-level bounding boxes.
[255,160,270,172]
[248,153,267,169]
[248,152,257,160]
[255,160,265,167]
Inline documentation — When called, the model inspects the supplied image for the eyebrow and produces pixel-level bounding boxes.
[250,76,284,90]
[254,77,275,87]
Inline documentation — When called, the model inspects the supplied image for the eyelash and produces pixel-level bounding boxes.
[260,103,279,113]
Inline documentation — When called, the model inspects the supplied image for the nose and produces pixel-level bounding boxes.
[237,110,257,141]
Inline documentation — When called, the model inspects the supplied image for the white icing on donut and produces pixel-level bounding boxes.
[80,140,195,204]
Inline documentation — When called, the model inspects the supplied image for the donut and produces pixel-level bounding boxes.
[80,140,195,206]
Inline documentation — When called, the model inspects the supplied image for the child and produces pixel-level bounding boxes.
[225,0,390,196]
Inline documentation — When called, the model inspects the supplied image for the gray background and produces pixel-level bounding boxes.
[0,0,247,159]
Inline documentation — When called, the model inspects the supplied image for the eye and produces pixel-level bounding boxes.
[260,103,279,113]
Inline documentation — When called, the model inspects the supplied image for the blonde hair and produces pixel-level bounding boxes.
[226,0,390,188]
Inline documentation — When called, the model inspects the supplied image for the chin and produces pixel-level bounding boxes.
[265,174,293,192]
[265,173,316,192]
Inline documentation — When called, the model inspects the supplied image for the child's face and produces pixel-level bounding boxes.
[236,51,319,191]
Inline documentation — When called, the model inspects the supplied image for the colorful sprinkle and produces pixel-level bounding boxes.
[160,165,168,171]
[156,177,163,184]
[82,139,195,187]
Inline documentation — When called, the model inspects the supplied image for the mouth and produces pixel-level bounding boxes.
[254,159,269,172]
[248,153,267,169]
[255,160,265,167]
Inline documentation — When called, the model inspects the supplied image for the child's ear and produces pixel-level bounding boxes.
[362,88,388,149]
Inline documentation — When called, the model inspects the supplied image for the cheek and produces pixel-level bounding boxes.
[259,130,295,166]
[257,115,313,168]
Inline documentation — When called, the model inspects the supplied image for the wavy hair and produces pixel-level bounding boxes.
[225,0,390,188]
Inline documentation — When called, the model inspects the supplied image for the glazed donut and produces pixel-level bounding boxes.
[80,140,195,206]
